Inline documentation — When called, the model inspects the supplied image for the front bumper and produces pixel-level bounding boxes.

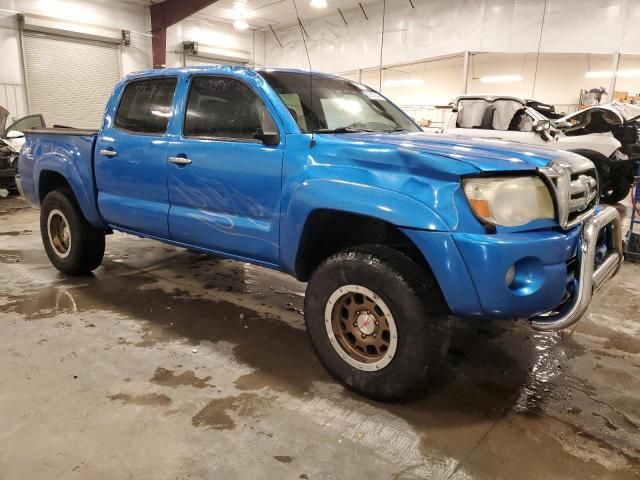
[529,206,622,331]
[402,207,622,330]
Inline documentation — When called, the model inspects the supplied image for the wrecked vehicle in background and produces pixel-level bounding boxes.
[0,106,46,194]
[552,102,640,202]
[443,96,640,203]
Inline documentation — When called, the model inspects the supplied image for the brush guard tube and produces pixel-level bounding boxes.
[530,206,622,331]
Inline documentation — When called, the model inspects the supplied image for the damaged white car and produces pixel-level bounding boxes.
[0,106,46,194]
[442,96,639,203]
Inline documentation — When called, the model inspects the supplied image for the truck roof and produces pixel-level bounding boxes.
[125,65,348,82]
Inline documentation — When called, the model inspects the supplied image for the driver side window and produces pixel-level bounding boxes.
[183,76,276,141]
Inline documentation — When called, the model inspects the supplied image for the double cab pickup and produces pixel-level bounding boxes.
[18,66,622,401]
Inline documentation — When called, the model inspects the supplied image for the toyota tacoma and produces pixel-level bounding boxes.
[17,66,622,401]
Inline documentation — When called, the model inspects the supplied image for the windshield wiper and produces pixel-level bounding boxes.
[314,126,377,134]
[383,127,412,133]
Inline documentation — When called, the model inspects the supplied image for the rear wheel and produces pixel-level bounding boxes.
[304,245,451,401]
[40,190,105,275]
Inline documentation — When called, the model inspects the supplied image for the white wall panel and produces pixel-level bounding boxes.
[264,0,640,74]
[0,83,27,121]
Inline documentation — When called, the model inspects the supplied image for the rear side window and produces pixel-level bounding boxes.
[115,78,177,134]
[183,76,273,140]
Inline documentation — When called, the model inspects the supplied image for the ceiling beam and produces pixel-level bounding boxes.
[150,0,219,68]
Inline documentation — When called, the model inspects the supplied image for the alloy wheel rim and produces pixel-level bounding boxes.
[324,285,398,371]
[47,209,72,259]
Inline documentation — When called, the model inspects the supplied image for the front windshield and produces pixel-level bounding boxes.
[258,70,420,134]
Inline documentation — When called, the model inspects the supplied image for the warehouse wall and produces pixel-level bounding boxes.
[0,0,150,123]
[0,1,265,123]
[265,0,640,71]
[264,0,640,107]
[165,15,264,68]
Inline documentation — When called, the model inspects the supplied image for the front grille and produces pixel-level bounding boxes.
[568,168,598,223]
[541,154,599,229]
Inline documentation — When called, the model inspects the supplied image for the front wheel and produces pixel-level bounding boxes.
[304,245,451,402]
[601,174,632,204]
[40,190,105,275]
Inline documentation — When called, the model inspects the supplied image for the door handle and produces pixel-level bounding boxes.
[100,149,118,158]
[168,156,192,166]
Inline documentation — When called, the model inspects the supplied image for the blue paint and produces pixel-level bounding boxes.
[19,65,593,321]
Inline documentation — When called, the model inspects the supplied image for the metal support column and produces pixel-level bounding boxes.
[462,51,470,94]
[609,53,620,102]
[150,0,219,68]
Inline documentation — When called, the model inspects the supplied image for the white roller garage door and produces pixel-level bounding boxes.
[22,32,121,129]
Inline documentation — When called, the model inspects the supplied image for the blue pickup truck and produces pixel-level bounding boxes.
[17,66,623,401]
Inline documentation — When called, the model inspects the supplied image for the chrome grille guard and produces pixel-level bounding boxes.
[530,206,622,331]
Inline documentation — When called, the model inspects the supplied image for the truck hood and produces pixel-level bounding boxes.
[330,131,561,172]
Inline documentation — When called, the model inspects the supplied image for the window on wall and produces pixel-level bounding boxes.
[183,76,274,141]
[115,78,177,134]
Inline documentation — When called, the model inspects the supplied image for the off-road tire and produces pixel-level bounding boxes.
[40,190,105,275]
[304,245,451,402]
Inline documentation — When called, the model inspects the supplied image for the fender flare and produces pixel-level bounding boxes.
[568,148,613,166]
[279,179,449,274]
[35,156,105,228]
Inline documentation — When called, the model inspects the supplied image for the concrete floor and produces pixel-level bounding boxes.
[0,193,639,480]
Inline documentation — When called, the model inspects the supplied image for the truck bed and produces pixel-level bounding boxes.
[27,127,99,136]
[19,128,104,227]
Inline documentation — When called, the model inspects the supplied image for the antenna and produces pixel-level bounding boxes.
[379,0,386,91]
[291,0,315,147]
[531,0,548,99]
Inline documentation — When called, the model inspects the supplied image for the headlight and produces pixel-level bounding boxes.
[463,176,555,227]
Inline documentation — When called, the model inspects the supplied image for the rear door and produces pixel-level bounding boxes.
[166,74,285,265]
[95,77,178,238]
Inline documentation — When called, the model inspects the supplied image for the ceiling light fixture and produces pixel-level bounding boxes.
[616,69,640,78]
[233,18,249,30]
[310,0,328,8]
[479,75,523,83]
[585,71,613,78]
[383,79,424,87]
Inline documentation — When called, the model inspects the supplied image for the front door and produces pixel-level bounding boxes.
[95,77,177,238]
[166,75,284,266]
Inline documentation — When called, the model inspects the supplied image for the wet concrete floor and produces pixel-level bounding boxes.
[0,193,639,479]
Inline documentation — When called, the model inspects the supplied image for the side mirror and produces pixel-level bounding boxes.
[534,120,551,132]
[253,132,280,146]
[255,111,280,145]
[5,130,24,139]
